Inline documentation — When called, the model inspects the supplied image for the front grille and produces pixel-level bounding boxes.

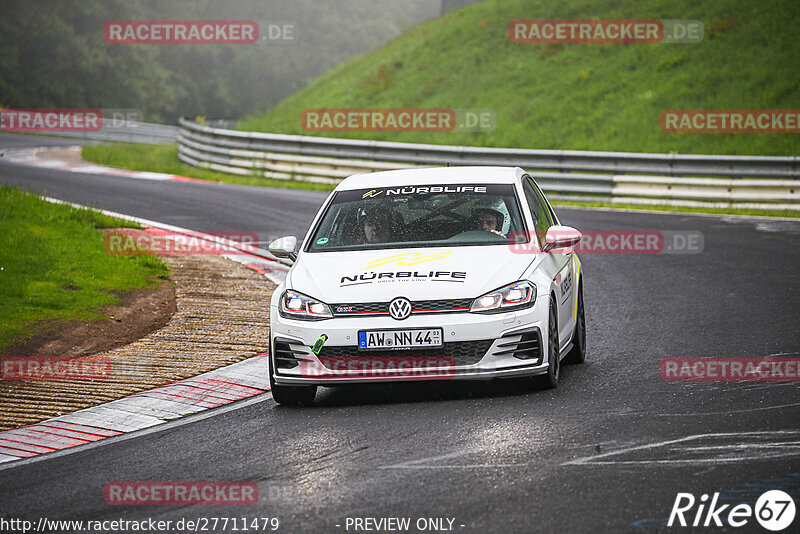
[494,328,542,363]
[412,298,473,312]
[318,339,493,368]
[273,338,306,369]
[331,298,473,317]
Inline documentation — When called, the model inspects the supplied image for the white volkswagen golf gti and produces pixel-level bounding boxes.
[267,166,586,405]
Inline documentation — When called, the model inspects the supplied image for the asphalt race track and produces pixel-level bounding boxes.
[1,133,799,533]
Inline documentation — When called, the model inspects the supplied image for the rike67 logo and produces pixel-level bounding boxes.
[669,490,796,531]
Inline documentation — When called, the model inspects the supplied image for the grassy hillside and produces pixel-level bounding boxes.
[238,0,800,155]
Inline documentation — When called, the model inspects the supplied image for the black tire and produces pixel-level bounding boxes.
[534,296,560,389]
[268,343,317,406]
[563,284,586,365]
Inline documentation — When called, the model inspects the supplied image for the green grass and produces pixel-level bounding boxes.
[238,0,800,156]
[81,144,337,191]
[0,186,171,351]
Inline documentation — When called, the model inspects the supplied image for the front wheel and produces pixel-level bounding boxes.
[563,285,586,365]
[533,297,560,389]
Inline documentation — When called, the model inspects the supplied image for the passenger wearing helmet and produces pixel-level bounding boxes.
[472,207,506,238]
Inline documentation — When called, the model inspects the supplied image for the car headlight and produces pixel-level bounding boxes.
[279,290,333,320]
[470,281,536,313]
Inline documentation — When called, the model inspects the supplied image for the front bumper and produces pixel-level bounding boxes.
[269,300,549,385]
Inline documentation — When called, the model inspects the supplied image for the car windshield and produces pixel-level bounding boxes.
[307,183,527,251]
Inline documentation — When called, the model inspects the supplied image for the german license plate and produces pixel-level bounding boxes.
[358,328,443,350]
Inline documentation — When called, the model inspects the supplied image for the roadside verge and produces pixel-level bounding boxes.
[0,201,291,465]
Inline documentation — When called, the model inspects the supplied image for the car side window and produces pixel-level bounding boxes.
[522,176,551,238]
[522,178,539,222]
[531,179,555,227]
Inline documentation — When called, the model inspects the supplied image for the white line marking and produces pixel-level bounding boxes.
[650,401,800,417]
[681,441,800,451]
[382,464,529,469]
[380,448,530,470]
[563,431,800,466]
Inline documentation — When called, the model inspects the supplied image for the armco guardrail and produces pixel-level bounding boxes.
[177,118,800,209]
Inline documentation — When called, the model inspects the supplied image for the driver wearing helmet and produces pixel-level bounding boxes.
[361,208,396,244]
[472,207,506,238]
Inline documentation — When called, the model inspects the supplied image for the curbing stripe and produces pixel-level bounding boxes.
[0,430,86,449]
[0,356,270,466]
[154,384,235,405]
[100,399,202,421]
[139,390,220,408]
[54,410,164,433]
[25,426,112,442]
[0,146,199,183]
[0,439,56,454]
[0,447,36,459]
[39,421,121,438]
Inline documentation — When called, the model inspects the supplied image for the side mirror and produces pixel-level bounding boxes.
[542,225,582,253]
[268,235,298,262]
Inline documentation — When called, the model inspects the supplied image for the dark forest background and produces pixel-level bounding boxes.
[0,0,447,122]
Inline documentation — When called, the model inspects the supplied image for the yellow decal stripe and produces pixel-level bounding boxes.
[572,256,581,320]
[365,251,452,270]
[366,253,414,269]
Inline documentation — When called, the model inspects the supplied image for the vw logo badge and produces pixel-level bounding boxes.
[389,297,412,320]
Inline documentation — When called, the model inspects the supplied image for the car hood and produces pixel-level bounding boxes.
[287,246,536,303]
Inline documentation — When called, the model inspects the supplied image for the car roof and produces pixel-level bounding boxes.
[334,166,525,191]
